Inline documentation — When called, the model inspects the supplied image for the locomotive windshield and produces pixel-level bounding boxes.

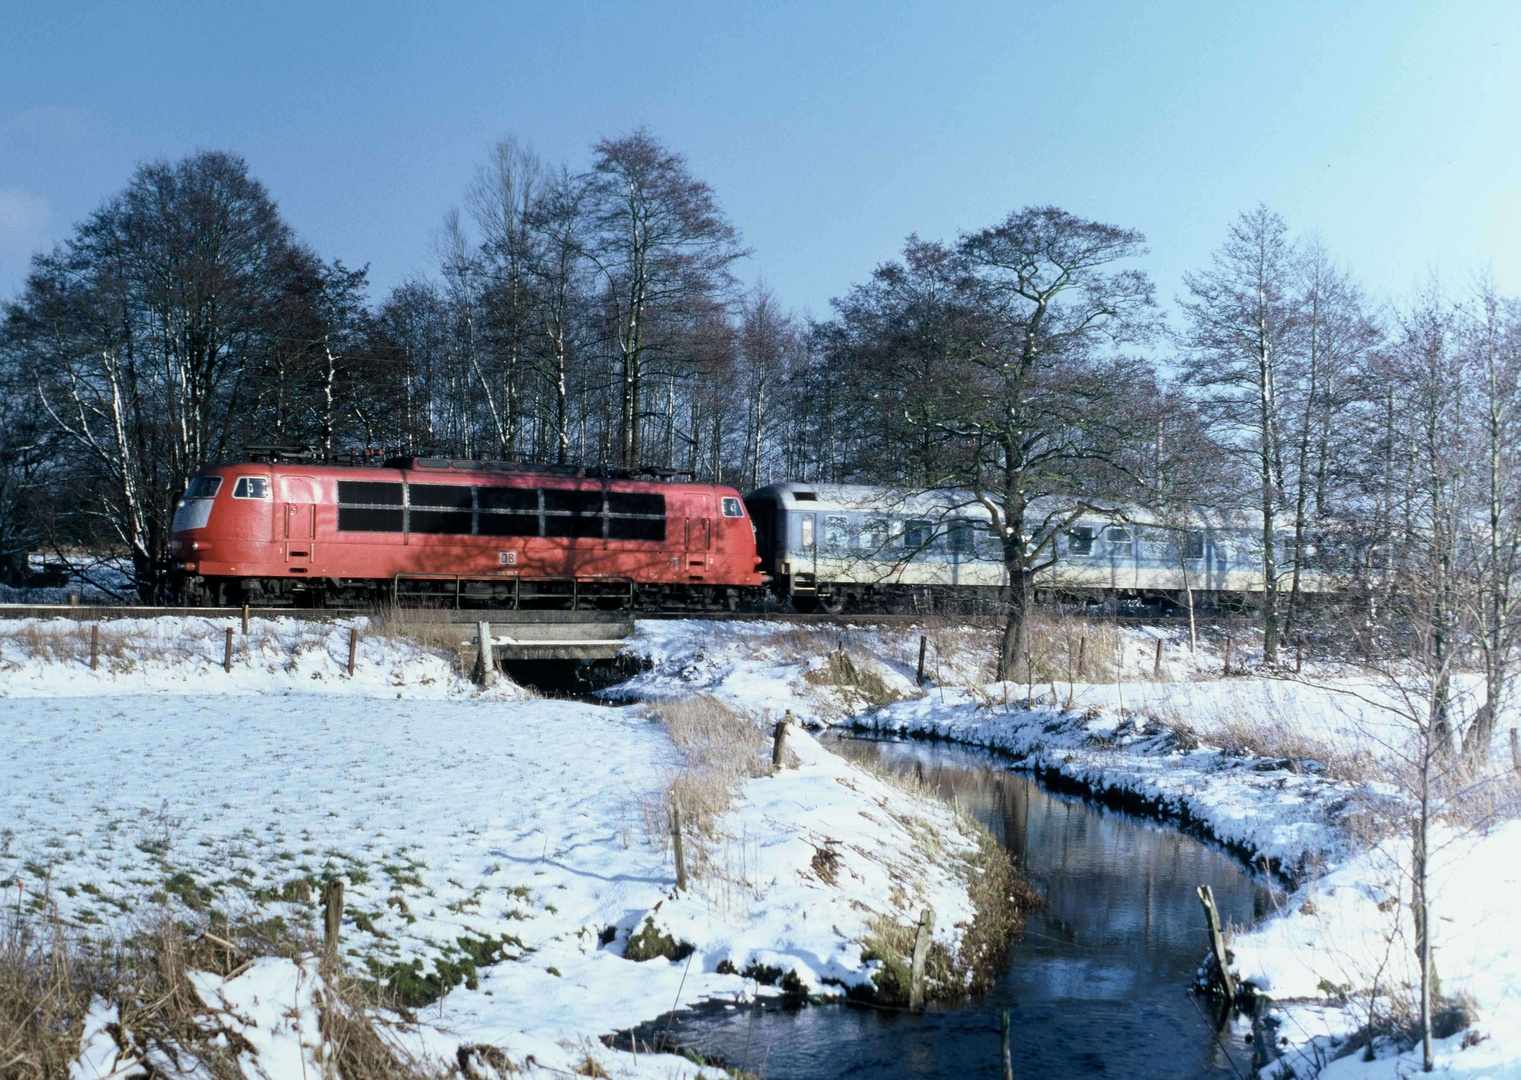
[183,476,222,499]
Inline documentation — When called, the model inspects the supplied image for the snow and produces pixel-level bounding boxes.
[13,612,1520,1077]
[623,618,1521,1077]
[3,614,990,1078]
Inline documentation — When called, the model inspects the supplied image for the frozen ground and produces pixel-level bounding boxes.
[1,615,990,1079]
[625,618,1521,1079]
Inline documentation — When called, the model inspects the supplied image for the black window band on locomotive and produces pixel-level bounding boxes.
[335,481,666,541]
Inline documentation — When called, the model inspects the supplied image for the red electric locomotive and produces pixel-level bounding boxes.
[168,456,766,609]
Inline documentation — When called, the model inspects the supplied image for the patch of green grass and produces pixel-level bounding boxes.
[364,933,521,1008]
[623,917,694,963]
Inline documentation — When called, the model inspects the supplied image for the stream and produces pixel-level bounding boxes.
[672,736,1275,1079]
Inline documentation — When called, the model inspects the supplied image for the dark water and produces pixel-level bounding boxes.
[674,737,1275,1079]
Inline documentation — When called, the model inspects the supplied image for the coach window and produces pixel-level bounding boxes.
[1183,531,1205,560]
[232,477,269,499]
[1104,527,1133,557]
[904,519,934,553]
[721,496,743,517]
[948,519,974,556]
[859,518,889,555]
[1067,526,1095,556]
[824,515,850,551]
[800,515,815,551]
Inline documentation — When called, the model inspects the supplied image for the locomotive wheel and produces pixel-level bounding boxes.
[816,592,847,615]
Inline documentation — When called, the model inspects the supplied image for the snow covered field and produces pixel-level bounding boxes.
[1,615,997,1078]
[5,612,1519,1077]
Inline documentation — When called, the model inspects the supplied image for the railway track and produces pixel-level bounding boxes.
[0,602,1195,628]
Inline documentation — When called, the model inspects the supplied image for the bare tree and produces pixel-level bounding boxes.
[581,129,746,469]
[953,207,1160,678]
[1179,206,1302,663]
[1457,281,1521,761]
[1,151,298,596]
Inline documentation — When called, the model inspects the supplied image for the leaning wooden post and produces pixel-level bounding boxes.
[1001,1009,1013,1080]
[346,626,358,677]
[671,802,688,891]
[90,624,100,672]
[474,621,495,687]
[223,627,234,673]
[1195,884,1236,1001]
[908,907,934,1012]
[321,878,344,971]
[772,710,791,770]
[916,635,928,686]
[241,603,250,635]
[1152,638,1163,678]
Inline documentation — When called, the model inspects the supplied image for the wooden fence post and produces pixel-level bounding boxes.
[917,635,928,686]
[223,627,234,673]
[908,907,934,1012]
[1510,728,1520,777]
[347,626,358,677]
[1196,884,1236,1001]
[241,604,250,635]
[321,879,344,971]
[772,711,791,770]
[1223,637,1232,678]
[1001,1009,1013,1080]
[474,621,495,687]
[1076,636,1087,679]
[671,803,687,891]
[1153,638,1163,678]
[1295,639,1303,674]
[90,624,99,672]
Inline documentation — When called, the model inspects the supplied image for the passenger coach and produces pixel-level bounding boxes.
[744,482,1327,613]
[169,457,765,609]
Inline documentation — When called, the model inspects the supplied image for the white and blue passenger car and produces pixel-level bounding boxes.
[743,483,1325,613]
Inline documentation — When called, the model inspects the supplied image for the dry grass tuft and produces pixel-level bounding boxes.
[1155,697,1373,783]
[1,902,444,1080]
[803,648,905,709]
[1018,612,1122,684]
[641,696,782,884]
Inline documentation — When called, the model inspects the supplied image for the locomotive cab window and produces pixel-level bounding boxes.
[721,497,743,517]
[1067,526,1095,556]
[232,477,269,500]
[183,476,223,499]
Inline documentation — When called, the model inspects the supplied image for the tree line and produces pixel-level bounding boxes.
[4,133,1521,764]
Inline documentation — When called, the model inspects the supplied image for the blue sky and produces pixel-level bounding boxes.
[3,1,1519,321]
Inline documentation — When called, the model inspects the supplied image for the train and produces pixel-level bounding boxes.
[168,456,764,610]
[168,459,1321,612]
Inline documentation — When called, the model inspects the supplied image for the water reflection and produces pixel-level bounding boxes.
[672,736,1273,1079]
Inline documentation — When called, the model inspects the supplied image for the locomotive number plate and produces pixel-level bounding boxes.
[499,551,518,566]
